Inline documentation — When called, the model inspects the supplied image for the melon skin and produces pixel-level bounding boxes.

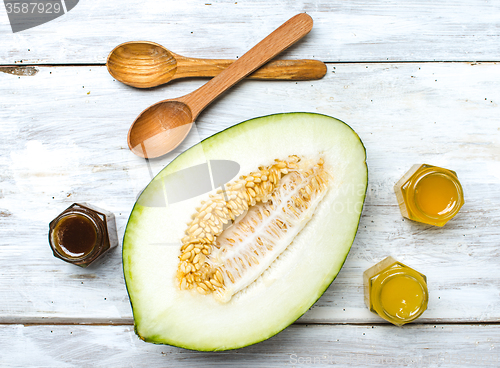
[123,112,367,351]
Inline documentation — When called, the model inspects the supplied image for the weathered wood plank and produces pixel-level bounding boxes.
[1,0,499,64]
[0,324,499,367]
[0,62,499,323]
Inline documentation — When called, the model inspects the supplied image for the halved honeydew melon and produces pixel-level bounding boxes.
[123,112,367,351]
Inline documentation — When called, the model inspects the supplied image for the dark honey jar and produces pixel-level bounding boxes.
[49,203,118,267]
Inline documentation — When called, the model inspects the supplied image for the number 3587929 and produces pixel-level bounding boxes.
[5,2,62,14]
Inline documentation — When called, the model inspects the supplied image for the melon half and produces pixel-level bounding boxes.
[123,113,367,351]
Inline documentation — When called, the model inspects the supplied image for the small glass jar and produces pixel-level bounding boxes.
[49,203,118,267]
[394,164,464,227]
[364,257,428,326]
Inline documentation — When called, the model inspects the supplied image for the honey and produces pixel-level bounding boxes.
[52,214,97,258]
[394,164,464,226]
[49,203,118,267]
[380,275,424,320]
[364,257,428,326]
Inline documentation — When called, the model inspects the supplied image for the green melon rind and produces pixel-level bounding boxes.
[123,112,367,351]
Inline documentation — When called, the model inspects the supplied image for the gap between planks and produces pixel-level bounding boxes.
[1,319,500,327]
[0,61,499,68]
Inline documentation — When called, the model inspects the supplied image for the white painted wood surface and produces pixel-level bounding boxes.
[1,62,499,324]
[1,0,500,365]
[1,324,499,367]
[1,0,500,64]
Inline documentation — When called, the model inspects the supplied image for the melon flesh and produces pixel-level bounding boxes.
[123,113,367,351]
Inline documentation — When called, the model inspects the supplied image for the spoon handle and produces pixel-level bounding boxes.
[174,58,327,81]
[181,13,313,118]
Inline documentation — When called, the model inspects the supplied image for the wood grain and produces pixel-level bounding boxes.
[0,324,499,367]
[106,41,327,88]
[0,62,498,324]
[174,58,327,81]
[1,0,499,64]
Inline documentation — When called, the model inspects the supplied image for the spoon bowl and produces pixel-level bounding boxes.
[107,41,178,88]
[128,13,314,158]
[128,100,193,157]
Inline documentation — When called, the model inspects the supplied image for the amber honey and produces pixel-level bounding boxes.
[49,203,118,267]
[51,214,97,258]
[380,275,424,320]
[394,164,464,226]
[364,257,428,326]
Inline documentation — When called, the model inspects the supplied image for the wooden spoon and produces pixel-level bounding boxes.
[107,41,326,88]
[128,13,313,159]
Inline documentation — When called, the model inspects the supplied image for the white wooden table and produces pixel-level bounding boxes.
[1,1,499,366]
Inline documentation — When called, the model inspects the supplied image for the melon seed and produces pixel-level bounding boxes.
[176,156,330,302]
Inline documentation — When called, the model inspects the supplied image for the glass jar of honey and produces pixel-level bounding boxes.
[49,203,118,267]
[364,257,428,326]
[394,164,464,227]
